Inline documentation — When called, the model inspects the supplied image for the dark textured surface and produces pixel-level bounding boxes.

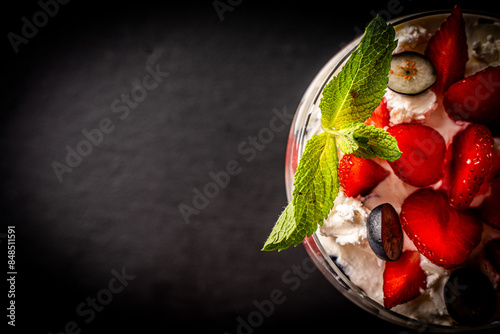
[2,1,500,333]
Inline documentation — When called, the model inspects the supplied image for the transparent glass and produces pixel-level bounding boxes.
[284,10,500,333]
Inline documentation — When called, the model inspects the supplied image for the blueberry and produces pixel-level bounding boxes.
[388,51,437,95]
[444,269,497,326]
[367,203,403,261]
[328,255,350,291]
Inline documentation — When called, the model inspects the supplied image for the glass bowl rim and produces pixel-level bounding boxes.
[284,9,500,333]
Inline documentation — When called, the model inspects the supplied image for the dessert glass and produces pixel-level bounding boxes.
[284,10,500,333]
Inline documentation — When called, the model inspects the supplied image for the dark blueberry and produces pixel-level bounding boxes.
[328,255,348,277]
[367,203,403,261]
[444,269,497,326]
[328,255,350,290]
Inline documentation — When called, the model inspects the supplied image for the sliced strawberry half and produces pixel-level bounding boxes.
[476,147,500,197]
[383,250,427,309]
[338,154,389,198]
[387,123,446,187]
[443,67,500,131]
[400,188,483,269]
[365,98,390,128]
[425,6,468,93]
[445,124,494,209]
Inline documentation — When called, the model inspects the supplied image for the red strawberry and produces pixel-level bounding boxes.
[425,6,468,93]
[476,148,500,197]
[383,250,427,309]
[443,66,500,135]
[445,124,494,209]
[400,188,483,269]
[387,123,446,187]
[486,148,500,184]
[338,154,389,198]
[365,98,390,128]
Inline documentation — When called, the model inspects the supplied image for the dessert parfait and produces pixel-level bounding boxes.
[317,8,500,328]
[264,6,500,331]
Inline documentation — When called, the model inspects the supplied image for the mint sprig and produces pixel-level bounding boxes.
[330,123,402,161]
[320,17,398,129]
[263,16,401,252]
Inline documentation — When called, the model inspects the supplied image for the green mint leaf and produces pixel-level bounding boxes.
[262,133,339,252]
[332,123,363,154]
[350,123,402,161]
[320,16,397,130]
[292,133,339,230]
[262,202,300,251]
[264,16,400,252]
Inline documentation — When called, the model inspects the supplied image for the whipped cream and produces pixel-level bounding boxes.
[320,192,369,245]
[466,26,500,75]
[385,89,438,125]
[321,239,386,302]
[395,24,432,54]
[472,35,500,64]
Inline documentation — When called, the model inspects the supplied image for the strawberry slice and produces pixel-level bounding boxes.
[387,123,446,187]
[365,98,390,128]
[383,250,427,309]
[400,188,483,269]
[443,66,500,135]
[486,147,500,185]
[445,124,494,209]
[476,148,500,197]
[425,6,468,93]
[338,154,389,198]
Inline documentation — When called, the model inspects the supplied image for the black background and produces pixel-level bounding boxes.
[2,0,500,333]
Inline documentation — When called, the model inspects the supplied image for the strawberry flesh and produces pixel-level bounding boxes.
[383,250,427,309]
[338,154,389,198]
[365,98,390,128]
[387,123,446,187]
[445,124,494,209]
[425,6,468,93]
[443,67,500,135]
[476,148,500,197]
[400,188,483,269]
